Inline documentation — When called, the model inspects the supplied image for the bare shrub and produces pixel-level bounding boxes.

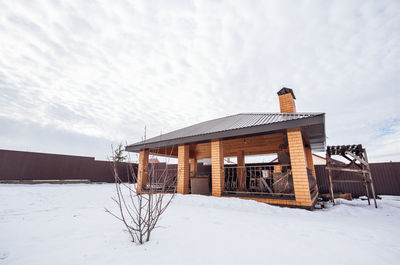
[105,147,176,244]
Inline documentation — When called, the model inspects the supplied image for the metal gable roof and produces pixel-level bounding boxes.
[126,112,326,152]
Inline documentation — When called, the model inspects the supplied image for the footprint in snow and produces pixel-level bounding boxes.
[0,251,9,260]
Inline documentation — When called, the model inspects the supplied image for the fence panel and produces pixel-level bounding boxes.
[315,163,400,197]
[0,149,137,183]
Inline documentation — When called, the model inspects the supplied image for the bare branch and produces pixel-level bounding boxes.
[106,143,176,244]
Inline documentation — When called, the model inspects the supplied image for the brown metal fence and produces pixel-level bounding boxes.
[1,148,399,197]
[0,149,137,183]
[316,163,400,197]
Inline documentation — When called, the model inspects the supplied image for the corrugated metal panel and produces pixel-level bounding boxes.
[127,112,325,151]
[316,163,400,197]
[0,149,137,183]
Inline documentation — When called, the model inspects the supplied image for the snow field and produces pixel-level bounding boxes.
[0,184,399,265]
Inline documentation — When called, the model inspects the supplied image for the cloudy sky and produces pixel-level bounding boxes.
[0,0,399,162]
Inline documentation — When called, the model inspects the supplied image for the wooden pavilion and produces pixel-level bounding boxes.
[126,88,326,209]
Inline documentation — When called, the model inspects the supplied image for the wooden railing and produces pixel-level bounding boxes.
[223,165,295,197]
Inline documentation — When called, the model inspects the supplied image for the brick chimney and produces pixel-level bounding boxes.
[277,87,296,113]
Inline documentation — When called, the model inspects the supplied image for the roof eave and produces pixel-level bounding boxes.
[126,114,325,152]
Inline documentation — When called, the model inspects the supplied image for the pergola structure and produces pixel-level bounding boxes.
[126,88,326,209]
[326,145,377,208]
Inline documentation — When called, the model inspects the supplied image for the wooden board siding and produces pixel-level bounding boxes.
[177,145,190,194]
[149,133,284,159]
[287,128,312,206]
[211,140,224,196]
[222,133,284,157]
[193,142,211,159]
[137,149,149,192]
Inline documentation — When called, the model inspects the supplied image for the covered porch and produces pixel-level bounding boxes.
[132,128,320,208]
[126,88,326,209]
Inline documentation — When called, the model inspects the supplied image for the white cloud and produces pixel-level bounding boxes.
[0,0,399,161]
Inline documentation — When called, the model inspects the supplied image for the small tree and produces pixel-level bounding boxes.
[111,142,127,162]
[105,146,176,244]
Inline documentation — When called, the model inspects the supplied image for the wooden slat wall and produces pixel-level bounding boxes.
[223,133,283,157]
[193,142,211,159]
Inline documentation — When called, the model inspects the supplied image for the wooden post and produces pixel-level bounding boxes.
[364,149,377,208]
[287,128,312,206]
[364,179,371,205]
[137,149,149,193]
[237,151,245,191]
[211,140,224,196]
[177,145,190,194]
[190,158,197,177]
[326,153,335,204]
[327,168,335,204]
[304,147,316,180]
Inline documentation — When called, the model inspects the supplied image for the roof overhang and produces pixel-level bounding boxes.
[126,114,325,153]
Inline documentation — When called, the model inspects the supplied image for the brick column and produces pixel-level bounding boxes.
[211,140,224,196]
[137,149,149,193]
[287,128,312,205]
[190,158,197,177]
[277,87,296,113]
[177,145,190,194]
[237,151,245,191]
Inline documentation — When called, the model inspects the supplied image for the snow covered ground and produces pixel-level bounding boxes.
[0,184,399,265]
